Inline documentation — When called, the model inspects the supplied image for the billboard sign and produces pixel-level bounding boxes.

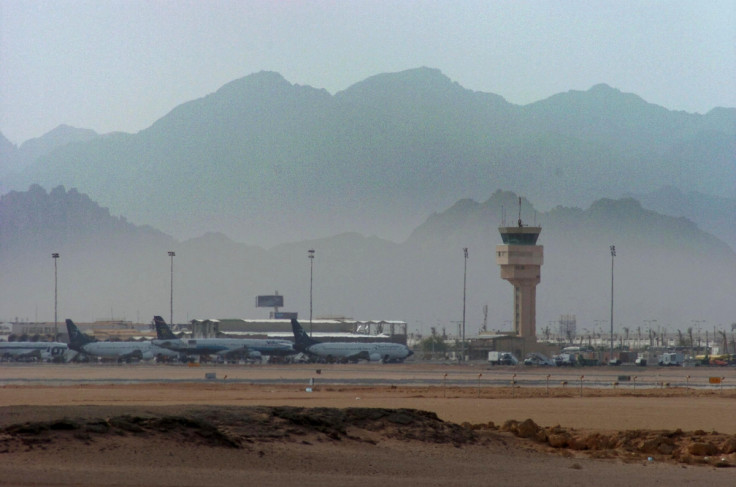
[256,295,284,308]
[272,312,298,319]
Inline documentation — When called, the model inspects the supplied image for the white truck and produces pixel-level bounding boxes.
[488,351,518,365]
[553,353,576,366]
[658,352,684,366]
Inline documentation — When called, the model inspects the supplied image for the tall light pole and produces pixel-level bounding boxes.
[52,253,59,340]
[609,245,615,364]
[168,251,175,326]
[692,319,704,353]
[308,249,315,337]
[462,248,468,362]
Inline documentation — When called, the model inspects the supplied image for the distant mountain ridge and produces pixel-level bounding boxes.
[627,186,736,250]
[2,186,734,336]
[0,125,98,179]
[2,68,734,247]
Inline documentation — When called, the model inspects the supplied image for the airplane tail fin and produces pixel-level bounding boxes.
[153,316,177,340]
[65,319,95,350]
[291,319,318,351]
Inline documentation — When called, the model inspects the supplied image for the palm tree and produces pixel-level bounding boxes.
[718,330,728,355]
[542,325,551,342]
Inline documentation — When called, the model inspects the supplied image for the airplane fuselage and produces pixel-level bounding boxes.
[304,341,412,362]
[0,341,68,361]
[153,337,294,357]
[78,341,177,361]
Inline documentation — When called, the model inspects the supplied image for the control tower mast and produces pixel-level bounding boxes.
[496,198,543,340]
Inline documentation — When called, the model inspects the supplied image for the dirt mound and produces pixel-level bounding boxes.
[498,418,736,467]
[3,405,734,469]
[0,406,475,454]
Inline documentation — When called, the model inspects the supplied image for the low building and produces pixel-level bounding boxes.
[189,318,408,345]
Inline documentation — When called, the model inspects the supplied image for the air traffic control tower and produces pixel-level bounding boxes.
[496,215,543,341]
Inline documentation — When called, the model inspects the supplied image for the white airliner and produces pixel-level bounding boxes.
[151,316,294,361]
[66,319,178,362]
[0,341,68,361]
[291,318,413,363]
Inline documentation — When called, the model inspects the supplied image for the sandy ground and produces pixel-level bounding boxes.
[1,362,735,486]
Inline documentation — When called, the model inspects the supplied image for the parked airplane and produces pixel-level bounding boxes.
[290,318,413,363]
[151,316,295,361]
[0,341,68,362]
[65,319,178,362]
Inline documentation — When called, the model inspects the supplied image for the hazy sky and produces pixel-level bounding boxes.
[1,0,734,145]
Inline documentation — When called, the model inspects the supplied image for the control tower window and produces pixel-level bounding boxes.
[500,233,540,245]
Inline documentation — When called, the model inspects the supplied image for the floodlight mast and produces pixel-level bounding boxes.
[168,251,175,325]
[52,253,60,340]
[308,249,315,337]
[610,245,615,363]
[462,247,468,362]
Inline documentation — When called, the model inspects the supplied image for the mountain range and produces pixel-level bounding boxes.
[2,68,734,248]
[2,186,734,337]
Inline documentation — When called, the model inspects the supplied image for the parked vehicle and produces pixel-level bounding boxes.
[658,352,684,366]
[523,352,556,366]
[553,353,575,366]
[488,351,518,365]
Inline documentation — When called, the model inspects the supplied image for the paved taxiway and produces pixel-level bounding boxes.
[1,361,733,389]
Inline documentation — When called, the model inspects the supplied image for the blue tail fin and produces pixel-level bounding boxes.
[291,319,318,351]
[65,319,95,351]
[153,316,177,340]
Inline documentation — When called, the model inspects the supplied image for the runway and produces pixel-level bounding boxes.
[0,361,733,390]
[2,361,736,434]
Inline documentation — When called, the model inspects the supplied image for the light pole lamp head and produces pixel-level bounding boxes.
[464,248,468,259]
[52,253,60,259]
[610,245,616,257]
[308,249,315,259]
[168,251,175,257]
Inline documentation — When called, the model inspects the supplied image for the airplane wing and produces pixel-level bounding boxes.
[117,349,144,363]
[344,350,372,362]
[155,339,228,356]
[219,346,262,362]
[5,349,43,362]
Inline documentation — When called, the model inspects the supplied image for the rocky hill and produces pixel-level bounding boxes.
[3,68,733,247]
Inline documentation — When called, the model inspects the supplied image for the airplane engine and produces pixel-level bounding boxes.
[369,352,382,362]
[141,350,155,361]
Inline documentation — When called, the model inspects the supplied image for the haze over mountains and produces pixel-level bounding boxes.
[2,186,734,336]
[1,68,734,334]
[2,68,734,248]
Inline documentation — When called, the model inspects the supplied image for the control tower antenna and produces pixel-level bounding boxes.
[518,196,523,227]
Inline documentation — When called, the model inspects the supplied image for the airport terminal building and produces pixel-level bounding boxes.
[190,318,409,345]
